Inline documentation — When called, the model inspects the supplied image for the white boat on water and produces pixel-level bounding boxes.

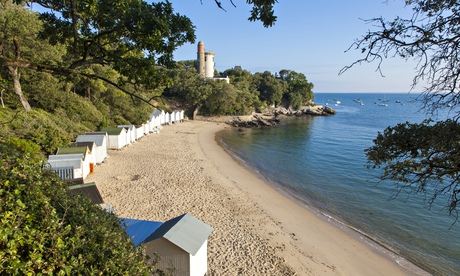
[354,99,364,106]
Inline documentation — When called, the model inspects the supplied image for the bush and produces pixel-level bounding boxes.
[0,137,153,274]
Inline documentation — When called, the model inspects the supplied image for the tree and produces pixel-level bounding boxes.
[282,70,314,109]
[343,0,460,216]
[254,71,287,107]
[164,65,213,118]
[210,0,278,27]
[0,2,64,111]
[2,1,195,109]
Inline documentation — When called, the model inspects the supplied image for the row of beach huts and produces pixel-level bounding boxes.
[47,109,184,181]
[46,108,213,276]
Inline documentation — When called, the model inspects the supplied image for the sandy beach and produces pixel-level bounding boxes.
[87,120,426,275]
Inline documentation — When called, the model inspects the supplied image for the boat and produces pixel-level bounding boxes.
[354,98,364,106]
[377,103,388,107]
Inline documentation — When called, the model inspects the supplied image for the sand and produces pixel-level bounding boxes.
[87,120,426,275]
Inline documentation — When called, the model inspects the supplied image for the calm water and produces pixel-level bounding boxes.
[219,93,460,275]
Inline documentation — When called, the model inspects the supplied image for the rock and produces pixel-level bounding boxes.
[227,114,280,128]
[322,106,336,115]
[226,104,335,128]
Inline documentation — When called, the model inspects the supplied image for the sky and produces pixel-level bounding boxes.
[168,0,419,93]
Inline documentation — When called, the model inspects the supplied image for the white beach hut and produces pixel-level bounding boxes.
[135,125,145,140]
[58,146,95,174]
[71,142,97,172]
[159,110,166,125]
[101,127,128,149]
[150,109,162,131]
[48,156,83,180]
[48,154,88,179]
[75,133,108,164]
[143,122,151,135]
[118,125,136,145]
[170,111,176,123]
[167,112,173,125]
[180,110,185,122]
[122,213,212,276]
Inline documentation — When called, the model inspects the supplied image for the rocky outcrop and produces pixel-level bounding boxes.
[302,105,336,116]
[227,114,280,128]
[226,105,335,128]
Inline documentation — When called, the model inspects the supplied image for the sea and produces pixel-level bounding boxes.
[218,93,460,275]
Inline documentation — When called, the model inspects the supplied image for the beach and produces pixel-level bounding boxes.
[87,120,425,275]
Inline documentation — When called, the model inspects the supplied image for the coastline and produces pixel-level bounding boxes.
[202,122,427,275]
[88,120,428,275]
[215,129,430,275]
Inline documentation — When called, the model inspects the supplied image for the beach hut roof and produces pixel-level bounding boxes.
[57,146,88,158]
[68,182,104,204]
[76,135,106,147]
[84,131,108,135]
[71,142,95,152]
[48,157,82,169]
[120,218,163,247]
[101,127,124,135]
[48,153,84,161]
[118,125,135,130]
[151,108,162,117]
[145,213,213,255]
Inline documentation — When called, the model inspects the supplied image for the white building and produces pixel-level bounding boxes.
[160,110,166,125]
[102,128,128,150]
[135,125,145,140]
[143,122,151,135]
[150,109,163,130]
[165,112,171,125]
[48,154,88,179]
[71,141,97,172]
[118,125,136,144]
[57,146,95,174]
[75,133,108,164]
[122,213,212,276]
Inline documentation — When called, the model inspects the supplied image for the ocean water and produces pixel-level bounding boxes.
[219,93,460,275]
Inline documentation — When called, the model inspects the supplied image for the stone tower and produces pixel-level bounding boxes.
[204,52,215,78]
[197,41,205,77]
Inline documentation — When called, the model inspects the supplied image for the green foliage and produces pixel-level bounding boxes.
[253,71,287,106]
[0,109,81,154]
[367,119,460,215]
[0,137,152,274]
[33,0,194,93]
[280,70,314,109]
[166,64,316,116]
[201,81,259,115]
[0,2,64,64]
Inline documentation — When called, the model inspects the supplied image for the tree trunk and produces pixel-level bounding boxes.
[8,66,31,112]
[192,105,201,120]
[0,89,5,108]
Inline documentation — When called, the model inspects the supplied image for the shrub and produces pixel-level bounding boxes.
[0,137,153,274]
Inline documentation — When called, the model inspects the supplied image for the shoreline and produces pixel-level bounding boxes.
[88,120,428,275]
[216,131,429,275]
[202,122,428,275]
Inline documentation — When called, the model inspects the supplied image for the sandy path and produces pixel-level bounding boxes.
[87,120,425,275]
